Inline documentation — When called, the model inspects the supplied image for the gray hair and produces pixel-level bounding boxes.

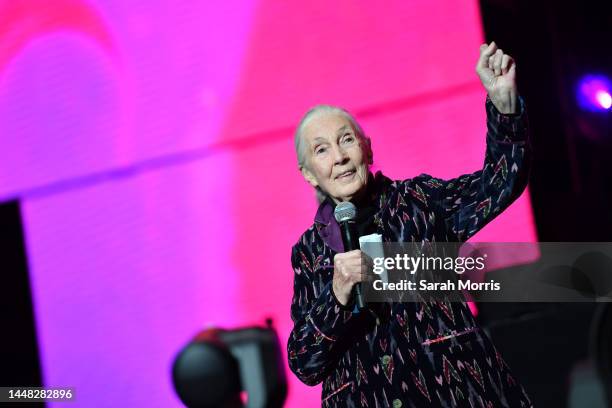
[294,105,371,203]
[294,105,369,170]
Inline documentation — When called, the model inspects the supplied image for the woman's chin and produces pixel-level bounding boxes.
[335,185,367,203]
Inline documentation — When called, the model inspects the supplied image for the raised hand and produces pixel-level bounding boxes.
[476,41,519,114]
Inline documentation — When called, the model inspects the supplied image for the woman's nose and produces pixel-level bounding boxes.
[332,145,349,164]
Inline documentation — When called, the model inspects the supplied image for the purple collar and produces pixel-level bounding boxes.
[313,171,388,253]
[314,199,345,253]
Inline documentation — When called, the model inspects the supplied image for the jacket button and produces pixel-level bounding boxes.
[393,399,402,408]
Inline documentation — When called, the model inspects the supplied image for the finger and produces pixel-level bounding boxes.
[338,261,364,280]
[508,60,516,76]
[345,259,364,272]
[488,55,495,71]
[343,252,363,263]
[335,250,359,265]
[334,255,353,273]
[493,49,503,76]
[481,41,497,58]
[477,41,497,69]
[501,54,511,74]
[346,268,364,283]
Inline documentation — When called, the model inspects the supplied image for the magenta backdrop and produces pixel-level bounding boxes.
[0,1,536,406]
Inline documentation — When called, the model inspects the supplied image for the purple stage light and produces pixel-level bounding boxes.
[578,75,612,111]
[596,90,612,109]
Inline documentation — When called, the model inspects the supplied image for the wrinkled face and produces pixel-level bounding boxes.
[300,112,371,203]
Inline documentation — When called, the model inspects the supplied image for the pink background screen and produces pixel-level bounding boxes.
[0,1,535,406]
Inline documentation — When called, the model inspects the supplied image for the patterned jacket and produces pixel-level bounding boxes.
[287,97,534,407]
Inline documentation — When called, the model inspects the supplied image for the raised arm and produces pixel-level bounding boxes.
[442,42,530,240]
[408,42,530,241]
[438,95,530,241]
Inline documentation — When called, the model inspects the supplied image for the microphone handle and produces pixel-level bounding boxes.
[339,221,366,310]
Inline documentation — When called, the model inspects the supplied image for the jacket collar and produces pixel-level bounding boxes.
[313,171,388,253]
[314,196,335,225]
[314,196,344,252]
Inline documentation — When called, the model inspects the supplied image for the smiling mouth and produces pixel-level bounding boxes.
[336,170,356,180]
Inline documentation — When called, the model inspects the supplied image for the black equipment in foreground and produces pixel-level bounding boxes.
[172,319,287,408]
[591,303,612,406]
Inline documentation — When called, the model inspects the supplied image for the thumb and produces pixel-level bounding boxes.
[477,42,497,70]
[508,62,516,76]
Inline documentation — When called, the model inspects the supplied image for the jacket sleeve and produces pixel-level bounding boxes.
[286,243,356,386]
[413,96,531,241]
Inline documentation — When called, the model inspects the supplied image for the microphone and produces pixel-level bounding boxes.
[334,202,366,310]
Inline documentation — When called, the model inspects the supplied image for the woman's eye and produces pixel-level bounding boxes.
[342,135,355,144]
[315,147,327,155]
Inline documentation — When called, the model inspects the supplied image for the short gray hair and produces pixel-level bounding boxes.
[294,105,368,170]
[294,105,371,203]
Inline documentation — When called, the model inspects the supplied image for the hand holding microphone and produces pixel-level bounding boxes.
[333,202,367,310]
[332,250,367,307]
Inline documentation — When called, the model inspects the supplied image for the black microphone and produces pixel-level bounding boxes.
[334,202,366,310]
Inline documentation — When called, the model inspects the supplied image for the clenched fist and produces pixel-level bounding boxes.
[476,41,519,114]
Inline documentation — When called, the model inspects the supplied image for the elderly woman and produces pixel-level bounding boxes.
[287,42,533,407]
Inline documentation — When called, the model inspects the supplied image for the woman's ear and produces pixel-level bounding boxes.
[300,166,319,188]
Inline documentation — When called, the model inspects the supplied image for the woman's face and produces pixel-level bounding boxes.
[300,112,371,203]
